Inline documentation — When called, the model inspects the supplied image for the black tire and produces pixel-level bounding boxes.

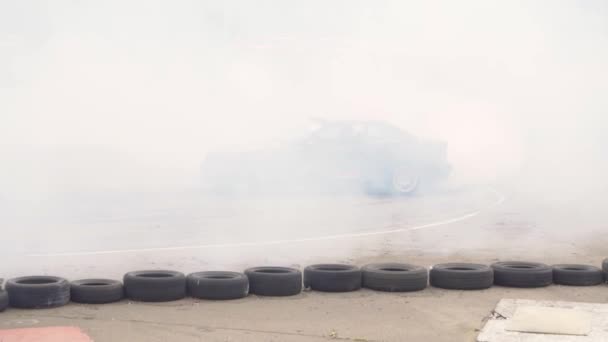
[430,263,493,290]
[244,267,302,296]
[304,264,361,292]
[187,271,248,300]
[0,291,8,312]
[71,279,124,304]
[552,264,604,286]
[5,276,70,309]
[123,270,186,302]
[362,263,428,292]
[492,261,552,288]
[602,258,608,281]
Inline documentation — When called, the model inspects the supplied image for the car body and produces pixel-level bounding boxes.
[201,121,450,196]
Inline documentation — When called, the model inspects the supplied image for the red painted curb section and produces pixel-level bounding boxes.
[0,326,93,342]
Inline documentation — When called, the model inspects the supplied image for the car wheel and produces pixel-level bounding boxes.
[5,276,70,308]
[304,264,361,292]
[187,271,249,300]
[392,169,419,194]
[552,264,603,286]
[491,261,552,287]
[362,263,427,292]
[430,263,493,290]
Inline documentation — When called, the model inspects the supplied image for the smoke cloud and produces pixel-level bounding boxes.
[1,1,607,268]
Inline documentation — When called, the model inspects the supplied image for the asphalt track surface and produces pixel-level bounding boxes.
[2,185,608,341]
[29,188,505,257]
[2,185,504,278]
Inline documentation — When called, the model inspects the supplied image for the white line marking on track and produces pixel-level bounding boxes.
[28,188,506,257]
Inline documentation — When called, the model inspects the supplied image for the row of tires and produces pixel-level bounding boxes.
[1,260,607,310]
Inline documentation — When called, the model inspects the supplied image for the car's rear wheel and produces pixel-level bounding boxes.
[392,169,419,194]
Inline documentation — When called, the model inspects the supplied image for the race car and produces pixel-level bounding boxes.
[201,120,450,196]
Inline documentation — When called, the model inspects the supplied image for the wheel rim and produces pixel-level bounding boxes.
[392,170,419,194]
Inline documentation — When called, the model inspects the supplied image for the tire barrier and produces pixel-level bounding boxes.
[244,267,302,296]
[304,264,361,292]
[430,263,493,290]
[123,270,186,302]
[552,264,604,286]
[362,263,427,292]
[492,261,552,288]
[187,271,249,300]
[71,279,124,304]
[0,291,8,312]
[5,276,70,308]
[1,259,607,312]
